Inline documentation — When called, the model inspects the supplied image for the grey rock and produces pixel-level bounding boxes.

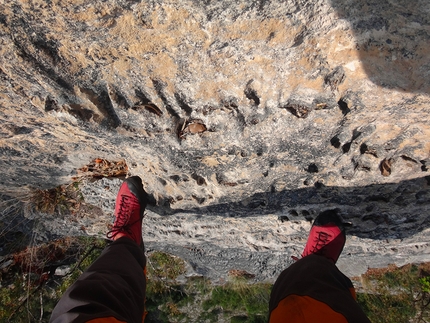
[54,265,72,277]
[0,0,429,281]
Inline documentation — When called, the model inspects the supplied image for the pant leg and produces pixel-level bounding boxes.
[50,237,146,323]
[269,254,370,323]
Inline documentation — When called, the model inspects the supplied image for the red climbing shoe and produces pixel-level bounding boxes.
[107,176,148,245]
[301,210,346,263]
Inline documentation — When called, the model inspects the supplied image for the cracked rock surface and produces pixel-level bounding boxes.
[1,0,430,281]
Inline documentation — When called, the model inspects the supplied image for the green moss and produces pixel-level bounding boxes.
[202,280,271,322]
[148,251,186,280]
[231,315,249,323]
[420,277,430,293]
[357,264,430,323]
[197,308,221,323]
[145,252,188,323]
[357,292,415,323]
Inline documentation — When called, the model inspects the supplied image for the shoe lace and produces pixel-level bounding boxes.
[106,195,141,239]
[310,231,331,254]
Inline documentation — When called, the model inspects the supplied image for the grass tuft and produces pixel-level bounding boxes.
[30,182,84,215]
[357,263,430,323]
[0,237,106,322]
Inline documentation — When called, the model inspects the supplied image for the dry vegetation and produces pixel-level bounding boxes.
[357,263,430,323]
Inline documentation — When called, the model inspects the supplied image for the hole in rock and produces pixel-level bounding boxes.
[338,99,350,115]
[342,142,351,153]
[307,163,319,173]
[330,136,341,149]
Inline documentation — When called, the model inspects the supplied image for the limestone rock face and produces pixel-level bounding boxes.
[1,0,430,279]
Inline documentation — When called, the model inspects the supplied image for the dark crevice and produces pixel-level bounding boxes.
[158,177,167,186]
[191,174,206,186]
[33,37,62,65]
[135,88,152,105]
[352,129,362,141]
[278,215,289,222]
[342,142,351,153]
[229,106,246,129]
[244,88,260,106]
[338,99,350,115]
[152,79,180,119]
[360,143,378,157]
[44,96,59,112]
[401,155,418,163]
[314,181,325,188]
[244,80,260,106]
[174,92,193,116]
[307,163,319,173]
[191,195,206,205]
[284,103,311,118]
[68,104,96,122]
[169,175,181,182]
[113,87,133,109]
[0,14,7,26]
[88,86,121,127]
[267,31,275,41]
[289,210,299,217]
[330,136,341,149]
[292,28,307,47]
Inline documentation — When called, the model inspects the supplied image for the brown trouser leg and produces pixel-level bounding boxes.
[50,237,146,323]
[269,254,370,323]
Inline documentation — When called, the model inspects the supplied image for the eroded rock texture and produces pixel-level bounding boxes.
[1,0,430,279]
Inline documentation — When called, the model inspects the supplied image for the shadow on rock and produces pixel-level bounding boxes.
[329,0,430,94]
[0,195,34,257]
[149,175,430,241]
